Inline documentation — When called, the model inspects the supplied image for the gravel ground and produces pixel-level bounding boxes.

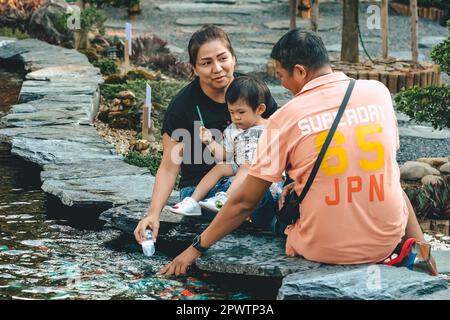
[398,136,450,164]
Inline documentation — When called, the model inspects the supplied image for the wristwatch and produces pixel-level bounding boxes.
[192,234,209,254]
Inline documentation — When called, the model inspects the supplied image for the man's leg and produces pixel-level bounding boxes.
[402,190,438,273]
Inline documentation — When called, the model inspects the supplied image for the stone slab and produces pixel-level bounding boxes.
[8,137,119,167]
[157,3,267,14]
[432,250,450,275]
[278,265,449,300]
[176,17,239,26]
[264,19,339,31]
[419,36,446,49]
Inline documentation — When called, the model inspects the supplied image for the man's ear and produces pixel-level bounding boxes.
[257,103,267,115]
[193,66,198,77]
[293,64,307,81]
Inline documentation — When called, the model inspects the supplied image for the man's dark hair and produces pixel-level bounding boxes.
[225,76,271,111]
[270,30,330,75]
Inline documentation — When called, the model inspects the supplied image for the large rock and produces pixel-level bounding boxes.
[400,161,441,181]
[28,0,74,47]
[278,265,449,300]
[417,157,449,168]
[440,162,450,174]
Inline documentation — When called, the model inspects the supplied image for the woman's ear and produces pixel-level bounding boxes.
[193,66,198,77]
[257,103,267,115]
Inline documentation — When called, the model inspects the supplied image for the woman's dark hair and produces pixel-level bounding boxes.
[271,30,330,75]
[225,76,271,111]
[188,25,236,66]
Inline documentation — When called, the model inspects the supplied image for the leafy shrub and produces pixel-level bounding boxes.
[430,21,450,75]
[404,175,450,220]
[395,86,450,130]
[93,58,119,76]
[0,27,29,39]
[100,79,188,110]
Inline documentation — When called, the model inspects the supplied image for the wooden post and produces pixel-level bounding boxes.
[310,0,319,32]
[290,0,297,30]
[341,0,359,63]
[381,0,389,59]
[142,104,149,141]
[410,0,419,64]
[124,40,130,74]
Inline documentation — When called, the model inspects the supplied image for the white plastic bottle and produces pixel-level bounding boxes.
[142,229,155,257]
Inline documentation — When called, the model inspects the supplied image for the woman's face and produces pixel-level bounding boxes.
[193,40,236,91]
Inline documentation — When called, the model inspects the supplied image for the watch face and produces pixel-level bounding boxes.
[193,235,200,247]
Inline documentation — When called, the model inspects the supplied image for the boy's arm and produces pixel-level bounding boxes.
[205,140,230,162]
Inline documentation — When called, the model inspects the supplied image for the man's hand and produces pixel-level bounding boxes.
[159,246,201,276]
[199,126,213,145]
[279,182,295,210]
[134,214,160,244]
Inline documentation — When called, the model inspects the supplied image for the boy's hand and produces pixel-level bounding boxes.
[199,126,213,145]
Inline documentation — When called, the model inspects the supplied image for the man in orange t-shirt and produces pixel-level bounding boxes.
[160,30,431,275]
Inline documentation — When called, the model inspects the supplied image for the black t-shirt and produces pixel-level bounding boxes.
[161,73,278,188]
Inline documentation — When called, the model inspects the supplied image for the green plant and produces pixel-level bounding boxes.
[395,85,450,130]
[100,79,188,110]
[93,58,119,76]
[124,150,161,176]
[404,175,450,220]
[0,27,29,39]
[430,21,450,75]
[124,150,180,189]
[80,5,106,35]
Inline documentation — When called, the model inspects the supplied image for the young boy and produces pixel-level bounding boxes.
[170,76,280,216]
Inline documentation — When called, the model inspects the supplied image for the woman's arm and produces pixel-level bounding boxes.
[134,133,182,243]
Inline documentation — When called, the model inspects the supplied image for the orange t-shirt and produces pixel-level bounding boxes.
[248,72,408,265]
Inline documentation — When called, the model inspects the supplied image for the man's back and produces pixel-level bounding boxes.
[249,72,408,264]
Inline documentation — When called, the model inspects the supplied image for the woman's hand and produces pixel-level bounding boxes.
[158,246,201,276]
[279,182,295,210]
[199,126,213,145]
[134,213,160,244]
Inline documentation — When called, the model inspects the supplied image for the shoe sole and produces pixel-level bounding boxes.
[199,202,220,213]
[169,207,202,216]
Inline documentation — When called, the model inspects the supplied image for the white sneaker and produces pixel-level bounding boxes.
[199,192,228,213]
[169,197,202,216]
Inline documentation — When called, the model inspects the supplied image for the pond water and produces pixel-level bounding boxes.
[0,69,255,300]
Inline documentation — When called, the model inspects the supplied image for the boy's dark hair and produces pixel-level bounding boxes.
[270,30,330,75]
[188,25,236,66]
[225,76,271,111]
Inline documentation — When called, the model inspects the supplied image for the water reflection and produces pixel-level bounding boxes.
[0,156,252,300]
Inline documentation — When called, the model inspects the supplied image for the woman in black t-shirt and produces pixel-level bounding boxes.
[134,25,278,244]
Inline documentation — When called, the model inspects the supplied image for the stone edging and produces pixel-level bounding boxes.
[0,37,178,210]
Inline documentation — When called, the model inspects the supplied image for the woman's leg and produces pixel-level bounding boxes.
[191,164,234,202]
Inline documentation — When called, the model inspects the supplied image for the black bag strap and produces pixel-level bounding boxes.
[295,79,356,205]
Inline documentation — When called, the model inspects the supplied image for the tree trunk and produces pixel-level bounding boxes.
[341,0,359,63]
[381,0,389,59]
[311,0,319,32]
[410,0,419,63]
[290,0,297,30]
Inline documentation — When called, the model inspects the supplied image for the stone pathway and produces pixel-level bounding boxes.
[0,39,179,211]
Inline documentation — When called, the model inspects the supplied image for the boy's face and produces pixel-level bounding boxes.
[228,100,265,130]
